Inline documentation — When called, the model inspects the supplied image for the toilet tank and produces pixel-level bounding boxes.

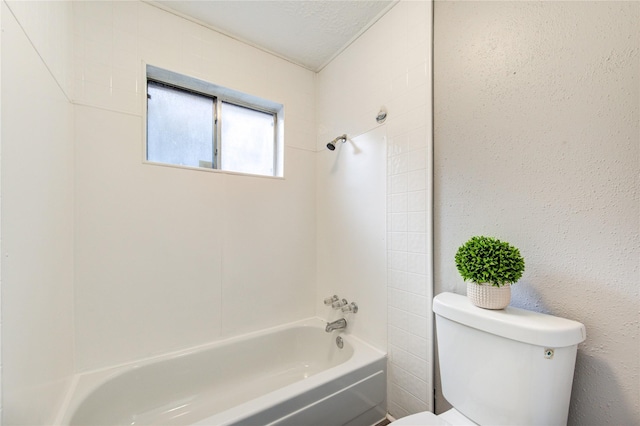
[434,292,586,426]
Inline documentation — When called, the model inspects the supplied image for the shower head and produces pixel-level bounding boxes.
[327,134,347,151]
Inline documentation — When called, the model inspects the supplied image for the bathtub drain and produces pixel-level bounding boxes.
[336,336,344,349]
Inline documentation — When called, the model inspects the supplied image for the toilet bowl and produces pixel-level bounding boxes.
[395,293,586,426]
[392,408,474,425]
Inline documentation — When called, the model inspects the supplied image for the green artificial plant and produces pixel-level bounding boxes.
[455,236,525,287]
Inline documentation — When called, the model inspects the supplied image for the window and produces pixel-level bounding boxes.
[147,81,214,169]
[145,65,283,177]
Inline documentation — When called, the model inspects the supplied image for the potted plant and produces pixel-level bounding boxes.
[455,236,525,309]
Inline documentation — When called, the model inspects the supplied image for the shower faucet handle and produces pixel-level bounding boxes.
[324,295,339,306]
[332,298,348,309]
[341,302,358,314]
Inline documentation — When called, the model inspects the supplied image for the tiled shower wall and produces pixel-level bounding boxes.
[71,1,317,372]
[2,0,433,422]
[4,0,73,96]
[2,2,75,424]
[316,1,433,418]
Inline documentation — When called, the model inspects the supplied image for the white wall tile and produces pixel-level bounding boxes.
[389,289,428,318]
[408,148,428,172]
[6,0,73,98]
[389,270,408,289]
[388,133,409,157]
[83,39,112,66]
[407,253,427,275]
[408,211,427,233]
[391,173,409,194]
[221,147,316,336]
[2,4,75,423]
[388,381,430,414]
[317,3,433,415]
[112,1,139,34]
[74,106,224,370]
[389,362,429,401]
[390,232,409,252]
[389,251,408,272]
[389,345,430,382]
[391,73,409,99]
[4,0,432,421]
[391,193,409,214]
[316,127,388,350]
[73,1,318,372]
[391,213,408,232]
[389,326,429,360]
[408,233,427,254]
[407,191,427,212]
[407,125,428,152]
[388,308,428,339]
[405,85,428,112]
[407,169,427,192]
[390,153,409,175]
[406,273,428,296]
[408,63,429,90]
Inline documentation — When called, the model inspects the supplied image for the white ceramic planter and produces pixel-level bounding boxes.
[467,282,511,310]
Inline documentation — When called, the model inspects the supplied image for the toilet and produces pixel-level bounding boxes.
[394,292,586,426]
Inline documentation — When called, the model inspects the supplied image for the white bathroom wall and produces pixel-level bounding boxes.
[434,2,639,425]
[3,0,73,97]
[316,126,387,350]
[73,1,317,372]
[316,0,433,419]
[1,1,75,424]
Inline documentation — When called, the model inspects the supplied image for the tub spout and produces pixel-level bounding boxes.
[325,318,347,332]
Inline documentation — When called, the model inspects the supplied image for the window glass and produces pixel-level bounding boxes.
[220,102,276,176]
[145,66,282,177]
[147,81,214,168]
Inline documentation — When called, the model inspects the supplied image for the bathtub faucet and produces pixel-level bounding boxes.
[325,318,347,332]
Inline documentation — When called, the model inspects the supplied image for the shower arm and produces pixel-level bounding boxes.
[326,134,347,151]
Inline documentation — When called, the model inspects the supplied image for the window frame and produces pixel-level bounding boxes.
[143,64,284,177]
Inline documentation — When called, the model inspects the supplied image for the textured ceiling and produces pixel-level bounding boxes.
[156,1,395,71]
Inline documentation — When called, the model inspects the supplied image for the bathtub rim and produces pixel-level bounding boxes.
[55,316,386,425]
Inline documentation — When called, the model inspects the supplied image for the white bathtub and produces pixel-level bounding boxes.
[56,318,387,426]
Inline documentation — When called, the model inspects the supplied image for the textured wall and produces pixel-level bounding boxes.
[434,2,639,425]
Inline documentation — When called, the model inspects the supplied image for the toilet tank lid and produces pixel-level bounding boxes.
[433,292,586,347]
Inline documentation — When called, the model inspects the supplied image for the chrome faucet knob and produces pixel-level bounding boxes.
[324,295,339,305]
[331,298,348,309]
[341,302,358,314]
